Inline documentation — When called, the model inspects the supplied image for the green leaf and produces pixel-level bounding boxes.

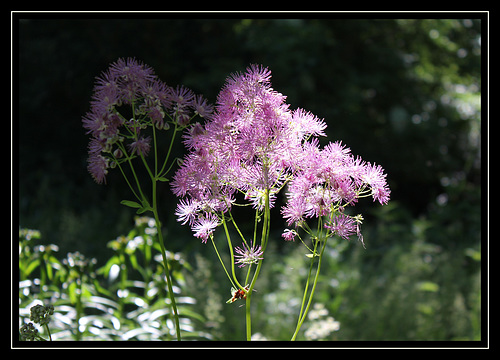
[136,207,150,214]
[120,200,142,209]
[465,247,481,262]
[135,199,153,214]
[46,262,53,281]
[176,306,206,323]
[157,176,169,182]
[96,255,120,277]
[129,253,139,270]
[93,279,113,297]
[68,281,78,304]
[23,258,41,277]
[88,295,120,310]
[417,281,439,293]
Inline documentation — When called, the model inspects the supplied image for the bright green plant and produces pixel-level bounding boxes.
[19,222,207,341]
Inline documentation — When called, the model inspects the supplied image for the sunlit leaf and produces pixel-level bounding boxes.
[417,281,440,292]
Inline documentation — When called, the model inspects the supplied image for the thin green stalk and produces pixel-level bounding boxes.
[152,205,182,341]
[229,211,250,248]
[152,121,159,175]
[118,122,182,340]
[43,324,52,341]
[294,239,320,328]
[291,236,328,341]
[113,141,143,202]
[244,264,253,286]
[150,141,182,340]
[245,188,271,341]
[75,272,83,341]
[291,216,326,339]
[245,284,253,341]
[159,125,179,177]
[253,209,261,244]
[211,236,236,289]
[221,215,245,291]
[114,157,141,204]
[118,141,149,205]
[139,149,155,182]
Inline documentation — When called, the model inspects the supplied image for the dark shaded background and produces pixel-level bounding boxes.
[16,15,483,341]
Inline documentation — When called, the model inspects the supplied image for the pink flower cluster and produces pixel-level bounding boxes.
[171,64,390,244]
[172,65,326,242]
[281,140,390,236]
[82,58,212,184]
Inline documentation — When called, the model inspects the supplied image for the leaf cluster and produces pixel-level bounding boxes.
[18,219,209,341]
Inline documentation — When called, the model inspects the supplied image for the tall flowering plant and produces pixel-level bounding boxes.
[172,65,390,340]
[82,58,213,341]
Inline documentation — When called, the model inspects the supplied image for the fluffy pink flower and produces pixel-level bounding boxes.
[87,153,108,184]
[290,108,327,140]
[172,64,391,247]
[192,213,219,243]
[361,163,391,205]
[281,136,391,235]
[175,198,200,225]
[281,229,298,242]
[172,64,315,234]
[324,214,357,240]
[234,241,264,267]
[128,136,151,156]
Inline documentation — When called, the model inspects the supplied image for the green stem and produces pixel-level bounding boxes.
[114,105,184,341]
[211,236,236,289]
[151,159,182,340]
[294,239,319,329]
[245,188,271,341]
[44,324,52,341]
[118,141,149,205]
[245,285,253,341]
[75,274,83,341]
[152,206,182,340]
[159,125,179,177]
[229,211,250,248]
[143,122,184,340]
[114,155,142,203]
[291,236,328,341]
[127,123,182,340]
[221,215,245,291]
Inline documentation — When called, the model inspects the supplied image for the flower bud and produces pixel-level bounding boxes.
[113,148,123,159]
[176,112,191,127]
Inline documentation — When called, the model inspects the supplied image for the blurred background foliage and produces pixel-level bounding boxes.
[17,16,483,341]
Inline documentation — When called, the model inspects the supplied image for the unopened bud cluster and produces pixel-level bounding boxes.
[30,304,54,326]
[19,303,54,341]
